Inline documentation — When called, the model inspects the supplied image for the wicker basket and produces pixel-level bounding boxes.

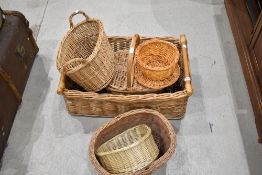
[96,124,159,174]
[56,10,115,91]
[89,109,176,175]
[135,39,180,89]
[107,34,159,94]
[57,35,193,119]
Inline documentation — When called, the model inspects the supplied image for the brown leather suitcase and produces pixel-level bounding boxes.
[0,10,39,160]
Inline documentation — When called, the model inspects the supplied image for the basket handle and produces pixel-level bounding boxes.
[180,35,193,95]
[127,34,140,90]
[61,57,85,74]
[57,73,66,95]
[69,10,90,28]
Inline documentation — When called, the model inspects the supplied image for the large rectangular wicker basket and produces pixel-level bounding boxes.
[57,35,193,119]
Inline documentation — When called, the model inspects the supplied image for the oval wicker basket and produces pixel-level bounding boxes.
[107,34,159,94]
[96,124,159,174]
[56,10,115,91]
[89,109,176,175]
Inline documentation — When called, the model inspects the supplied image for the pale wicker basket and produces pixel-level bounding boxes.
[56,10,114,91]
[96,124,159,174]
[89,109,176,175]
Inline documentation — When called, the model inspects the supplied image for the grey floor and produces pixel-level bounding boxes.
[1,0,262,174]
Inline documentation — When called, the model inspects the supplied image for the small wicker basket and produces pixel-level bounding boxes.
[89,109,176,175]
[107,34,159,94]
[96,124,159,174]
[135,39,180,89]
[56,10,114,91]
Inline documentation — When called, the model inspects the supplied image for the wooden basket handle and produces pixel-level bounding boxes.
[69,10,90,28]
[57,74,66,95]
[127,34,140,90]
[180,35,193,95]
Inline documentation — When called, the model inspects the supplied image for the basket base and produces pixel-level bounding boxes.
[66,106,186,120]
[135,66,180,89]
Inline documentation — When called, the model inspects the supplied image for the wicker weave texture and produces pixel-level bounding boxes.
[96,124,159,174]
[135,64,180,90]
[135,39,180,89]
[135,39,179,81]
[57,35,193,119]
[56,11,115,91]
[107,50,159,94]
[89,109,176,175]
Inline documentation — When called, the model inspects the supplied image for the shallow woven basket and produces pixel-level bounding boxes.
[135,39,180,89]
[107,34,159,94]
[96,124,159,174]
[56,10,114,91]
[57,35,193,119]
[89,109,176,175]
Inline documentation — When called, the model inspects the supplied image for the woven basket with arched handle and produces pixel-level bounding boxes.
[107,34,159,94]
[89,109,176,175]
[56,10,115,91]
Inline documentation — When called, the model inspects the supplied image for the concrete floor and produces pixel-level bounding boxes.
[1,0,262,174]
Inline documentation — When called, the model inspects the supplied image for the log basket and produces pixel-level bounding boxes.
[57,35,193,119]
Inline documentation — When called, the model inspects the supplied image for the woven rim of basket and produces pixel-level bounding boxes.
[89,109,177,175]
[135,64,181,89]
[135,39,179,71]
[56,18,104,72]
[96,124,152,156]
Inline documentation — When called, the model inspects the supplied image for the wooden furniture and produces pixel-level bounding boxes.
[225,0,262,143]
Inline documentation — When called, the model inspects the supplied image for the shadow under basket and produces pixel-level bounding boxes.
[57,35,193,119]
[89,109,176,175]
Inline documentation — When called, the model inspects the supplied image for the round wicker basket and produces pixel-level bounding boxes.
[56,10,114,92]
[135,39,179,81]
[96,124,159,174]
[134,39,180,89]
[89,109,177,175]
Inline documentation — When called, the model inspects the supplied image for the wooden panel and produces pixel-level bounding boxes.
[239,0,254,43]
[249,16,262,136]
[252,31,262,86]
[250,13,262,93]
[246,0,261,24]
[225,0,262,143]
